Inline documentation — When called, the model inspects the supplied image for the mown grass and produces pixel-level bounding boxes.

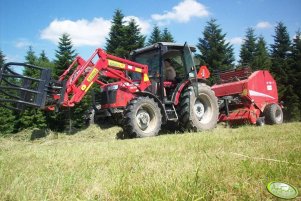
[0,123,300,200]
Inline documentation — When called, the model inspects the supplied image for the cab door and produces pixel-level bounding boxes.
[183,42,198,94]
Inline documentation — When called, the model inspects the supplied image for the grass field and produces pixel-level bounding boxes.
[0,122,300,200]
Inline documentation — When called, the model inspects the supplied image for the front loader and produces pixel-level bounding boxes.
[0,42,219,138]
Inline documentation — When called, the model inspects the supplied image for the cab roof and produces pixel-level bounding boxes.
[130,42,197,55]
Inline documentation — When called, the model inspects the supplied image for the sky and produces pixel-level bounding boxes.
[1,0,301,64]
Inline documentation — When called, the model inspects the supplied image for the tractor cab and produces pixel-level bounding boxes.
[130,42,198,102]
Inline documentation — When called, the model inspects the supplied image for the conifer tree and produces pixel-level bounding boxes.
[239,28,256,66]
[54,34,76,79]
[0,50,15,134]
[25,46,37,65]
[161,28,175,43]
[37,50,54,69]
[270,22,291,98]
[52,34,80,132]
[252,36,272,70]
[39,50,49,62]
[291,31,301,120]
[147,25,162,45]
[124,19,145,58]
[270,22,300,121]
[197,19,235,72]
[18,47,47,130]
[105,9,127,57]
[0,50,4,67]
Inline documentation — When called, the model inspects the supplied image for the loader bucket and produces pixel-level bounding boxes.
[0,62,60,111]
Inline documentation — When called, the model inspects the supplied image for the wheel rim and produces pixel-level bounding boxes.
[194,93,213,124]
[135,104,157,132]
[194,100,205,119]
[275,107,282,122]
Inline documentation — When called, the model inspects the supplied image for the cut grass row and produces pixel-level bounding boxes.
[0,123,300,200]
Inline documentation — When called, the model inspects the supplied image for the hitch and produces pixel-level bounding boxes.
[0,62,65,111]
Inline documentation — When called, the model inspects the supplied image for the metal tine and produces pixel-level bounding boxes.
[1,77,21,87]
[2,73,43,82]
[0,89,22,100]
[0,98,40,107]
[0,102,21,111]
[0,86,40,94]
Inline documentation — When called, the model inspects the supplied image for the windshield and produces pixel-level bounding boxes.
[132,50,160,79]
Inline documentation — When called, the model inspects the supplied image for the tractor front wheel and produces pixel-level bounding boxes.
[123,96,162,138]
[178,83,219,132]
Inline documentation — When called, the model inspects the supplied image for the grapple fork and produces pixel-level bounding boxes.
[0,62,65,111]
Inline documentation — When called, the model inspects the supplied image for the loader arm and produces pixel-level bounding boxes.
[0,48,151,111]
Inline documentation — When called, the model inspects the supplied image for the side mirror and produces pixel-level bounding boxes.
[197,65,210,79]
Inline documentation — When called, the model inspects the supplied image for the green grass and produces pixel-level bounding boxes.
[0,123,301,200]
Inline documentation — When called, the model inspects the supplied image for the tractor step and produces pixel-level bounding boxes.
[164,101,178,121]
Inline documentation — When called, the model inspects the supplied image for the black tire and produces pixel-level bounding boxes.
[256,117,265,126]
[178,83,219,132]
[123,96,162,138]
[264,103,283,125]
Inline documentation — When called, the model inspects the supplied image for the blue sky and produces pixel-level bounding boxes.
[1,0,300,63]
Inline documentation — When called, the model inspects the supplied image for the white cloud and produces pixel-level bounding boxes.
[5,54,22,62]
[256,21,272,29]
[15,39,31,49]
[124,16,151,35]
[40,18,111,47]
[151,0,209,24]
[227,37,244,45]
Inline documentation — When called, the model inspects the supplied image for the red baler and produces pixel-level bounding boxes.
[211,67,283,125]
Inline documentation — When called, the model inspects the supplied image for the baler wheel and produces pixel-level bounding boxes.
[178,83,219,132]
[123,96,162,138]
[264,103,283,125]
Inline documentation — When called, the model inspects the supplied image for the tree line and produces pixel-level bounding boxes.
[0,9,300,134]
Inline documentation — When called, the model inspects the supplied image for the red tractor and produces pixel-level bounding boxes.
[0,43,219,138]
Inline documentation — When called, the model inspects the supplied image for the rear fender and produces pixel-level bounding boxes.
[171,80,190,106]
[172,79,210,106]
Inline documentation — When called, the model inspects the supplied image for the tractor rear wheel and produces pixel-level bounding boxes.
[123,96,162,138]
[178,83,218,132]
[264,103,283,125]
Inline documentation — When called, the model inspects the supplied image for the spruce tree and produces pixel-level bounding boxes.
[25,46,37,65]
[105,9,127,57]
[51,33,79,132]
[37,50,54,70]
[0,50,4,66]
[197,19,235,72]
[252,36,272,70]
[291,31,301,120]
[270,22,300,121]
[0,50,15,134]
[147,25,162,45]
[270,22,291,98]
[39,50,49,63]
[161,28,175,43]
[239,28,256,66]
[54,33,76,80]
[17,47,47,131]
[124,19,145,58]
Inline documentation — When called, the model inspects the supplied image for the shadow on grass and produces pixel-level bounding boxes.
[115,122,182,140]
[30,129,48,140]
